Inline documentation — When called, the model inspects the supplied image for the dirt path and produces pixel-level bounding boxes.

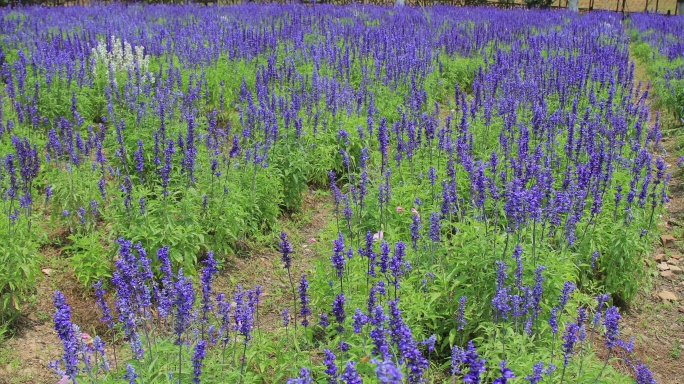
[618,53,684,384]
[0,190,333,384]
[213,190,333,333]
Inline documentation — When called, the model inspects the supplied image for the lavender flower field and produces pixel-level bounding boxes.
[0,4,681,384]
[631,12,684,123]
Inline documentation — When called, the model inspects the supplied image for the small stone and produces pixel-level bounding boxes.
[41,268,53,276]
[655,253,666,262]
[661,271,675,279]
[678,306,684,313]
[669,258,681,266]
[657,263,670,271]
[658,291,679,302]
[661,234,676,247]
[672,254,682,260]
[670,266,683,275]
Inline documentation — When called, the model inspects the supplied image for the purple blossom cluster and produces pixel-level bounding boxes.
[51,239,266,383]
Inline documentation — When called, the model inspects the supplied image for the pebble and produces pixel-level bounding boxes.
[661,270,675,279]
[661,234,676,248]
[658,290,679,302]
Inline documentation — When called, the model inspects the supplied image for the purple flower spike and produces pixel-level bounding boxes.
[52,291,78,381]
[191,340,207,384]
[493,360,515,384]
[299,275,311,327]
[279,231,294,270]
[374,359,404,383]
[323,349,339,384]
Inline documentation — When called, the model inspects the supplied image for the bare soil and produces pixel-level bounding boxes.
[506,0,678,12]
[578,0,676,13]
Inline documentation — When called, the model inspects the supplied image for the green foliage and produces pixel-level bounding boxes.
[632,42,653,62]
[653,73,684,121]
[434,53,484,98]
[64,231,112,288]
[630,32,684,122]
[272,143,310,212]
[112,189,209,273]
[593,221,651,306]
[671,342,682,360]
[0,221,41,329]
